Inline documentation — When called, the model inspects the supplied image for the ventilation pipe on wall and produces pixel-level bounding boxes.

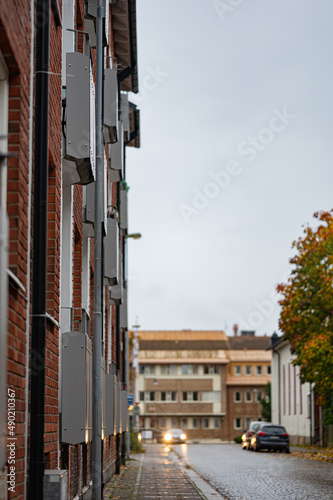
[29,0,50,498]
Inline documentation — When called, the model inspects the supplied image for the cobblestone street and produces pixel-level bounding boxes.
[173,443,333,500]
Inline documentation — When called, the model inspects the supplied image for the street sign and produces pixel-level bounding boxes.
[128,393,133,407]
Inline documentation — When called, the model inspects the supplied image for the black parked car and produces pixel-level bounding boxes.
[250,423,290,453]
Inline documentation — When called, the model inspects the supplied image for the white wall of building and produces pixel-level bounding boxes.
[271,340,313,443]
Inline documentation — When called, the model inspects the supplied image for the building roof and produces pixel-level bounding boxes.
[137,330,227,341]
[139,340,229,351]
[112,0,139,93]
[227,336,271,351]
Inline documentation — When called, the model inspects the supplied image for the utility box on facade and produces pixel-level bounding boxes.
[61,332,92,444]
[109,245,123,305]
[119,189,128,231]
[121,389,128,433]
[104,67,118,144]
[109,121,124,183]
[120,93,130,142]
[119,284,127,330]
[44,470,68,500]
[63,51,95,186]
[104,218,119,286]
[82,182,95,229]
[104,373,115,436]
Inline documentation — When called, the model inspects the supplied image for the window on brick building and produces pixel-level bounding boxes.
[256,390,263,402]
[171,418,178,427]
[182,364,198,375]
[161,364,177,375]
[182,391,198,401]
[161,391,177,402]
[245,365,252,375]
[245,391,252,402]
[139,391,144,401]
[193,418,199,429]
[234,365,241,375]
[256,365,262,375]
[214,418,220,428]
[143,391,155,401]
[246,417,252,427]
[202,391,220,402]
[234,391,241,402]
[182,418,188,428]
[204,365,220,374]
[203,418,209,429]
[234,418,242,429]
[267,365,271,375]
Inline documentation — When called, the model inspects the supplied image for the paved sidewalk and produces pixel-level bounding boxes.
[103,444,217,499]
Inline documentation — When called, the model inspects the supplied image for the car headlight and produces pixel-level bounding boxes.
[164,433,171,441]
[180,434,186,440]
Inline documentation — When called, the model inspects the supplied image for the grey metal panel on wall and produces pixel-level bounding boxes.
[109,244,123,305]
[0,210,8,470]
[119,189,128,231]
[86,335,93,442]
[65,52,95,185]
[115,375,120,434]
[104,68,118,144]
[83,181,95,226]
[61,331,88,444]
[109,121,123,183]
[104,218,119,286]
[119,283,127,330]
[121,390,128,432]
[120,93,130,142]
[104,373,114,436]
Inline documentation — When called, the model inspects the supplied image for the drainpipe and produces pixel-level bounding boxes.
[24,0,35,495]
[92,0,104,498]
[273,348,281,425]
[28,0,50,498]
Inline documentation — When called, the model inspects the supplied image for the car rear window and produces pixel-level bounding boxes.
[261,426,286,433]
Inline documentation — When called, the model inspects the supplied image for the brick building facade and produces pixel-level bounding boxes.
[0,1,140,498]
[135,331,271,442]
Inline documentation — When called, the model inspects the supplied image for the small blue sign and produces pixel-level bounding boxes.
[128,393,134,406]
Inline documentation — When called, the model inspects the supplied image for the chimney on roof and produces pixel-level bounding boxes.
[271,331,280,346]
[233,324,239,336]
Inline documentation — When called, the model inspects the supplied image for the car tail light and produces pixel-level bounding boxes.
[248,431,253,436]
[281,433,289,438]
[257,432,267,437]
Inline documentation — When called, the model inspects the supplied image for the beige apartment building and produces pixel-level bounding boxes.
[135,330,271,442]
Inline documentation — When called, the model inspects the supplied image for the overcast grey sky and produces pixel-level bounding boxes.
[126,0,333,336]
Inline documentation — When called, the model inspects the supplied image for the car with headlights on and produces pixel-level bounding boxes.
[163,428,187,444]
[241,421,263,450]
[250,423,290,453]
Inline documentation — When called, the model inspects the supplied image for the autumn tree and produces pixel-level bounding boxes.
[277,210,333,397]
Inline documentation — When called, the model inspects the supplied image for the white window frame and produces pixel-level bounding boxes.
[160,391,177,402]
[234,391,242,402]
[182,391,198,402]
[245,391,253,402]
[234,418,242,429]
[234,365,241,376]
[245,365,252,375]
[203,418,209,429]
